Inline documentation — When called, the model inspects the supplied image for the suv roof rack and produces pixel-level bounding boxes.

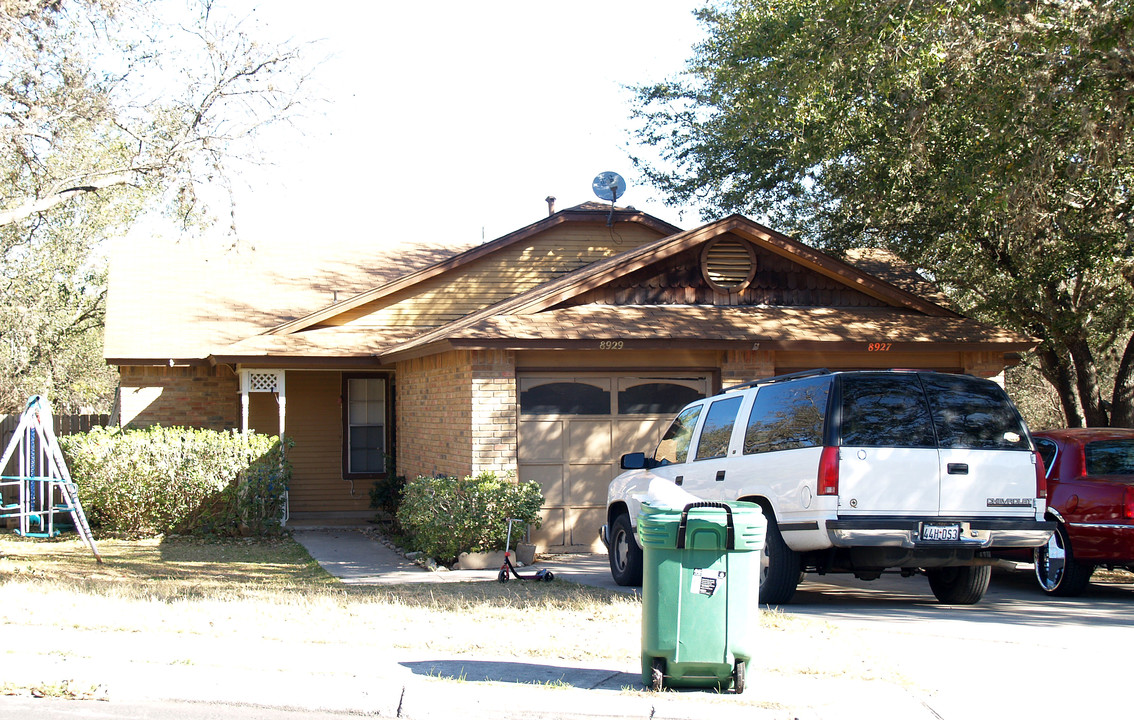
[723,368,832,393]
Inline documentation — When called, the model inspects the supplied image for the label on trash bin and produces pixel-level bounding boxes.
[691,569,726,596]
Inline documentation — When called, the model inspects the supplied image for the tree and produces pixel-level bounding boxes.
[631,0,1134,427]
[1,0,312,413]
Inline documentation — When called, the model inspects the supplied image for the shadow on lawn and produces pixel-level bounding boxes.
[401,659,640,691]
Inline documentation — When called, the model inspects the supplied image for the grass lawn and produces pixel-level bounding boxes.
[0,529,902,712]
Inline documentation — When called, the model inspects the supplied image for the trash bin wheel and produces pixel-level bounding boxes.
[649,657,665,692]
[733,660,746,694]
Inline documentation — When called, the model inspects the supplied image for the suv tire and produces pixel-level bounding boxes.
[926,564,991,605]
[760,515,801,605]
[1033,523,1093,597]
[608,512,643,586]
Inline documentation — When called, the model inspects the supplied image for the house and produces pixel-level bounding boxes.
[104,203,1035,552]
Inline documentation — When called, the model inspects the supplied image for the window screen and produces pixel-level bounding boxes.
[694,396,743,461]
[744,377,831,454]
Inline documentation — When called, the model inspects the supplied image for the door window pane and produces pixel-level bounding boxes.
[347,378,386,474]
[694,396,743,461]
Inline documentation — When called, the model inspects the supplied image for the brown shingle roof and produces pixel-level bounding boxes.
[445,304,1033,349]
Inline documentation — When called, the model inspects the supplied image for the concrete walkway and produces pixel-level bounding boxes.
[290,527,629,591]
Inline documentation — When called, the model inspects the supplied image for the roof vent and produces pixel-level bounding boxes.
[701,237,757,292]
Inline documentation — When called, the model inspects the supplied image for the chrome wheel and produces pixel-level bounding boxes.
[1033,523,1093,597]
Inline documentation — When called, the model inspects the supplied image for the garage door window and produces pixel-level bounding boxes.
[618,382,706,415]
[520,381,610,415]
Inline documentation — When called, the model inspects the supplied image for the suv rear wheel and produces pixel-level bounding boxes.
[926,564,991,604]
[608,512,643,586]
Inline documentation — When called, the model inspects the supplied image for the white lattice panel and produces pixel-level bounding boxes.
[242,370,284,394]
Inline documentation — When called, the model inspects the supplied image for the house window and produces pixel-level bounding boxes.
[344,376,388,477]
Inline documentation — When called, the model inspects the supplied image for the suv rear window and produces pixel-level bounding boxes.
[920,374,1029,450]
[744,376,830,454]
[839,375,936,448]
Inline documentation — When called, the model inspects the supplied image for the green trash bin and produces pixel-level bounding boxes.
[638,500,766,693]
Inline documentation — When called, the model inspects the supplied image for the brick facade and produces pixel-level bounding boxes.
[118,365,239,430]
[721,349,776,387]
[396,350,517,481]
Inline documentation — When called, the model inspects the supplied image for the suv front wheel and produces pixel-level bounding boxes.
[608,512,643,586]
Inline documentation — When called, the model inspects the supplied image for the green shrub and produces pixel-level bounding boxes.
[397,472,544,565]
[60,426,292,536]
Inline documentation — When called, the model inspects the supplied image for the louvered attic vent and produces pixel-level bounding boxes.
[701,237,756,292]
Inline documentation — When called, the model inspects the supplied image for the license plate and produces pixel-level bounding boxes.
[921,523,961,542]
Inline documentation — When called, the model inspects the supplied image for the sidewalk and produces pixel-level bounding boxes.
[284,527,941,720]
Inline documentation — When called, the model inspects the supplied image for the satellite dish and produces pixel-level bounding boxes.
[592,171,627,202]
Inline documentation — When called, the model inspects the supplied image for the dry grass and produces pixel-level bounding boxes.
[0,530,901,708]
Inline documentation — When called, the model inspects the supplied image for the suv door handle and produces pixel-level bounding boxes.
[675,475,684,486]
[715,470,726,482]
[947,463,969,475]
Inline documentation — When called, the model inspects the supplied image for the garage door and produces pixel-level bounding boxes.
[517,372,712,551]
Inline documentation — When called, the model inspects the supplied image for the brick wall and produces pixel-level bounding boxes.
[396,349,517,480]
[720,349,775,387]
[118,365,239,430]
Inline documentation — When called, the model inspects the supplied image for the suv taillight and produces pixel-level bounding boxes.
[818,446,840,495]
[1033,450,1047,499]
[1124,487,1134,521]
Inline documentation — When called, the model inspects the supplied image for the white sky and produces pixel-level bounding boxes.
[220,1,708,250]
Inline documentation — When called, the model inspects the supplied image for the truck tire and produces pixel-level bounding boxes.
[608,512,643,586]
[926,565,991,604]
[760,515,801,605]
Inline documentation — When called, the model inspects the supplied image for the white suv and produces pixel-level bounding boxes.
[601,369,1053,604]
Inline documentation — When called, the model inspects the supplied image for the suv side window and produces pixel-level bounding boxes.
[694,396,744,461]
[920,374,1029,450]
[840,375,936,447]
[654,405,703,466]
[744,377,831,454]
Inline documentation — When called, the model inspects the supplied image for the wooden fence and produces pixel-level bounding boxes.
[1,412,110,478]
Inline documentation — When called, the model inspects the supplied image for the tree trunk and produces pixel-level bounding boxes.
[1111,333,1134,427]
[1037,345,1085,427]
[1068,336,1109,426]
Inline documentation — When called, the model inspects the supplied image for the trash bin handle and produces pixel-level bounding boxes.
[676,501,734,550]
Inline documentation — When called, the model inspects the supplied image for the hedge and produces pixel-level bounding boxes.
[60,426,292,536]
[397,472,543,565]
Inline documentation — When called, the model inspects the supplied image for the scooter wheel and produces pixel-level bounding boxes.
[497,569,508,583]
[542,571,554,581]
